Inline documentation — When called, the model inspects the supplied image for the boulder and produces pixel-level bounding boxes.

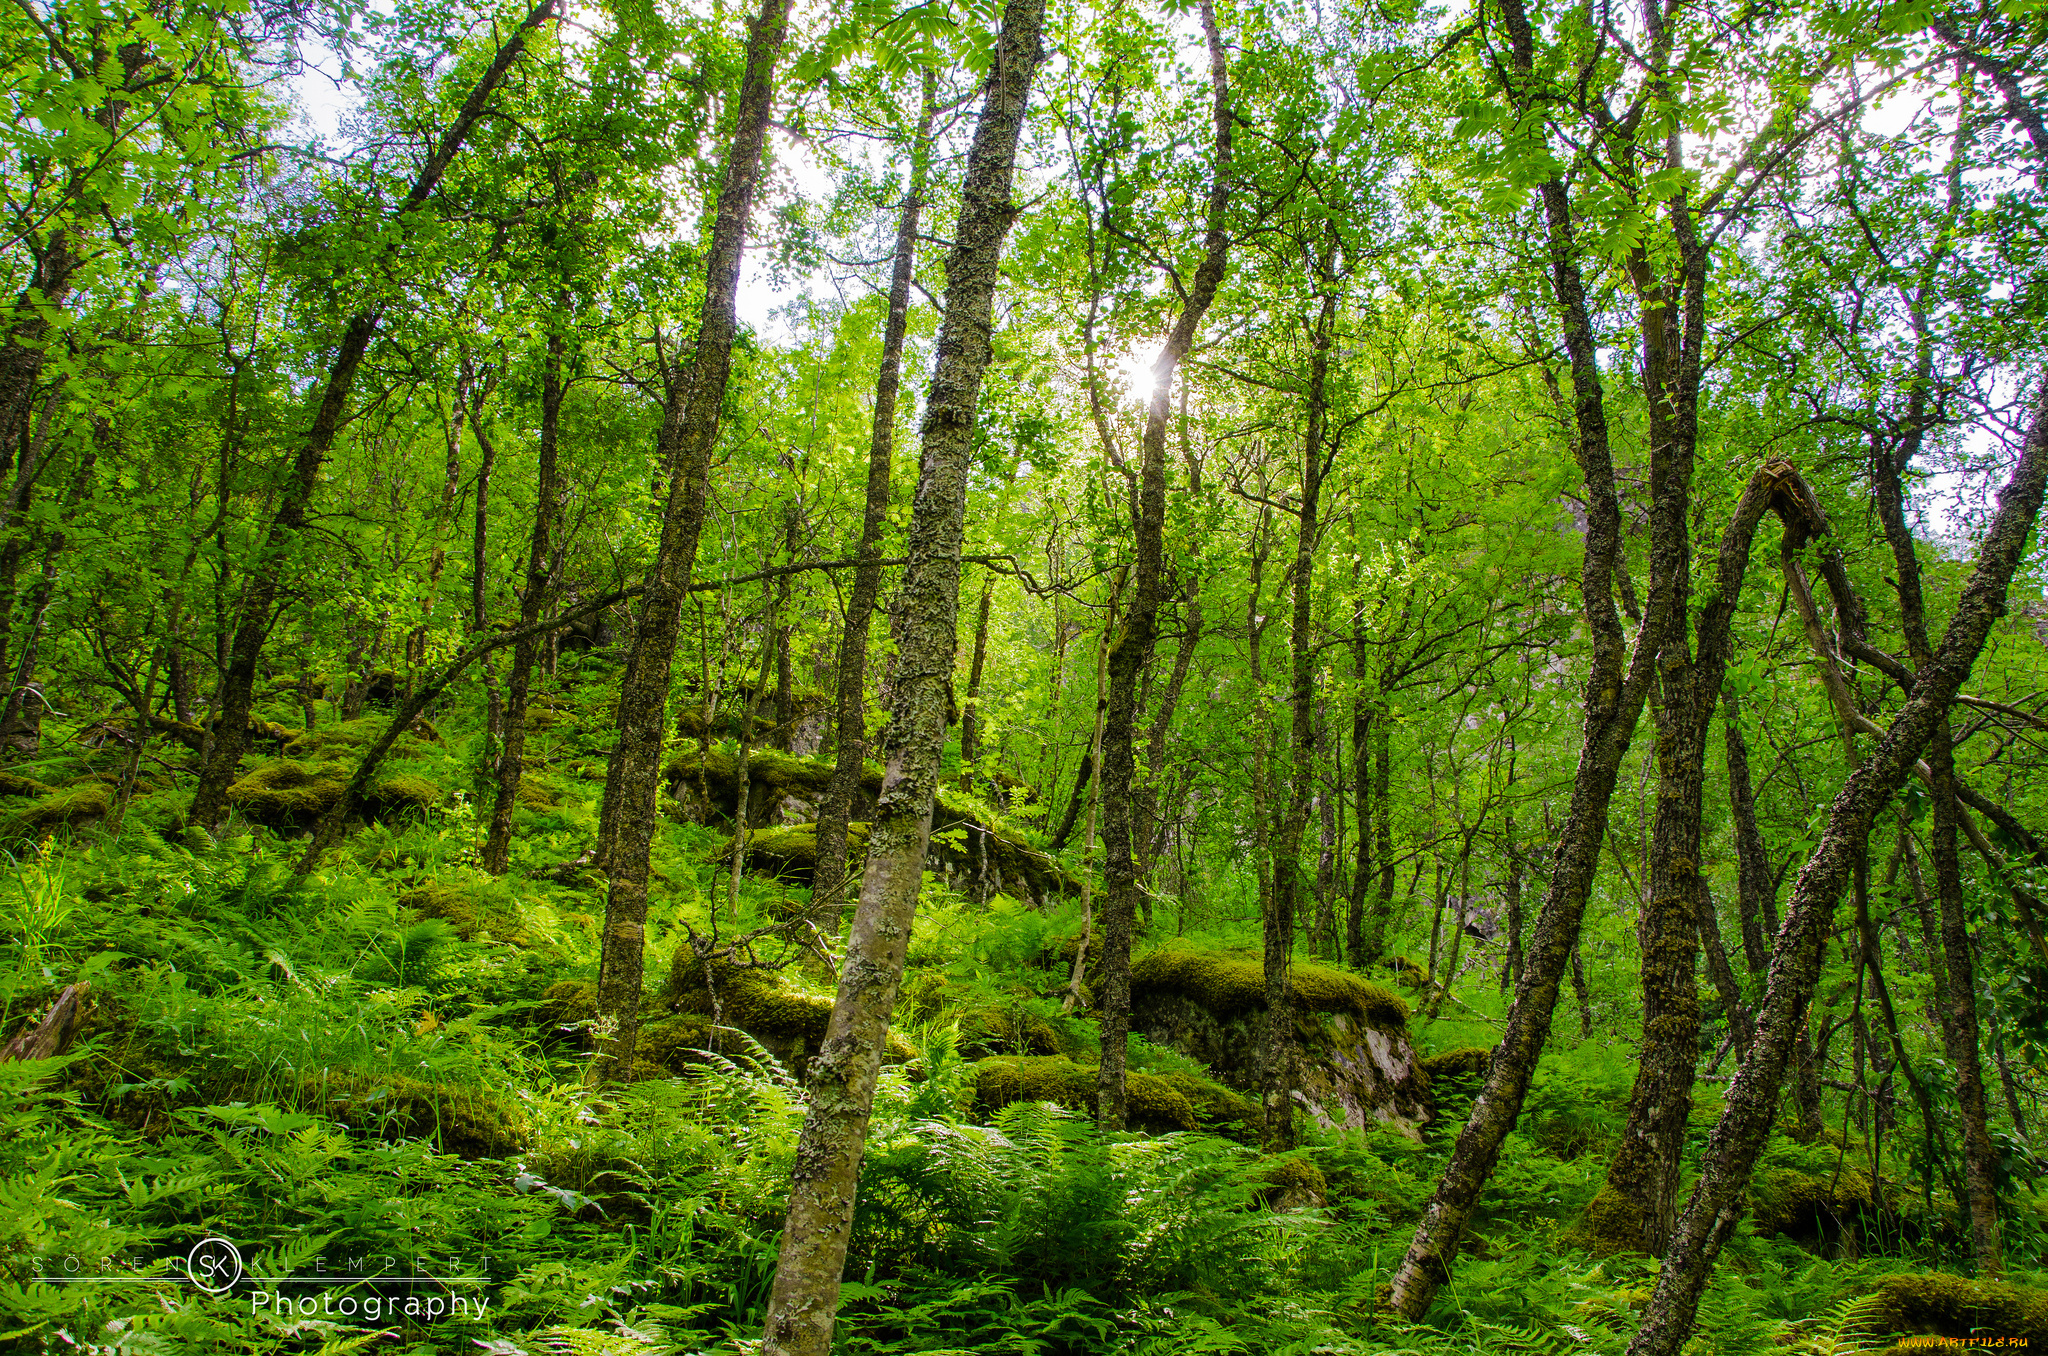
[666,952,914,1069]
[1129,946,1430,1137]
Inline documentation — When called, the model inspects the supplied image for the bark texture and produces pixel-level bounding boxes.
[1625,383,2048,1356]
[1384,8,1653,1297]
[1096,0,1233,1132]
[814,74,937,917]
[759,11,1045,1350]
[589,0,791,1078]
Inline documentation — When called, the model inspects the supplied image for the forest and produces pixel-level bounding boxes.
[2,0,2047,1348]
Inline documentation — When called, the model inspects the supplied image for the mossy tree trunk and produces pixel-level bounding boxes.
[483,315,566,875]
[588,0,791,1080]
[1872,414,2005,1276]
[186,1,555,831]
[758,9,1045,1348]
[813,73,938,919]
[1095,0,1232,1133]
[1384,4,1653,1300]
[1624,385,2048,1356]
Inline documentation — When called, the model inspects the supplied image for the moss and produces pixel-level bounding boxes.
[0,770,52,798]
[367,773,442,816]
[1562,1184,1646,1257]
[970,1056,1198,1134]
[1858,1273,2048,1348]
[667,953,912,1062]
[1421,1046,1492,1082]
[227,760,348,824]
[400,884,525,945]
[1131,946,1410,1031]
[318,1074,527,1159]
[515,775,558,809]
[959,1006,1074,1059]
[1256,1154,1328,1208]
[1155,1071,1259,1142]
[1747,1163,1876,1239]
[538,980,596,1031]
[8,781,114,834]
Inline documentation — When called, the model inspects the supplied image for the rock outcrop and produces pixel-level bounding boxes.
[1129,946,1431,1137]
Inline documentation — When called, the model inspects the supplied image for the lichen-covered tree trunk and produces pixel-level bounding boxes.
[186,0,555,830]
[758,10,1044,1350]
[813,73,937,917]
[1594,201,1721,1256]
[482,321,565,875]
[1384,51,1651,1304]
[588,0,790,1079]
[1722,688,1774,978]
[1347,604,1376,968]
[1625,384,2048,1356]
[1095,0,1232,1133]
[1871,418,2005,1275]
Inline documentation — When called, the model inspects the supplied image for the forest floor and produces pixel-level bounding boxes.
[3,655,2046,1355]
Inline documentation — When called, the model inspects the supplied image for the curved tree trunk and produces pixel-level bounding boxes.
[1625,383,2048,1356]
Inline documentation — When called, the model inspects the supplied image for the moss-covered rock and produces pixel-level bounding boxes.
[1420,1046,1492,1084]
[1256,1154,1328,1210]
[636,1015,725,1074]
[283,716,440,760]
[1154,1071,1260,1142]
[318,1074,527,1159]
[667,953,913,1066]
[668,747,1079,903]
[400,883,525,945]
[1747,1163,1878,1242]
[1561,1184,1646,1257]
[1130,946,1429,1137]
[958,1005,1076,1059]
[228,760,349,824]
[970,1056,1197,1133]
[0,769,52,798]
[227,759,443,826]
[1855,1272,2048,1349]
[7,781,113,834]
[538,980,596,1032]
[1132,947,1409,1031]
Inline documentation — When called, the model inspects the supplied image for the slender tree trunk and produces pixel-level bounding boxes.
[589,0,791,1079]
[482,319,565,874]
[759,11,1044,1347]
[1062,615,1111,1014]
[1348,609,1376,968]
[1501,744,1523,992]
[185,1,555,830]
[1625,383,2048,1356]
[1093,0,1232,1132]
[1723,688,1774,978]
[1258,271,1334,1152]
[813,72,938,917]
[1384,52,1654,1305]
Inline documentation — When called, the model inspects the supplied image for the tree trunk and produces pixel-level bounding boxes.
[482,319,565,875]
[589,0,791,1079]
[1723,688,1774,978]
[1384,32,1653,1300]
[1625,382,2048,1356]
[1095,0,1232,1132]
[185,1,555,830]
[759,11,1044,1349]
[813,73,938,918]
